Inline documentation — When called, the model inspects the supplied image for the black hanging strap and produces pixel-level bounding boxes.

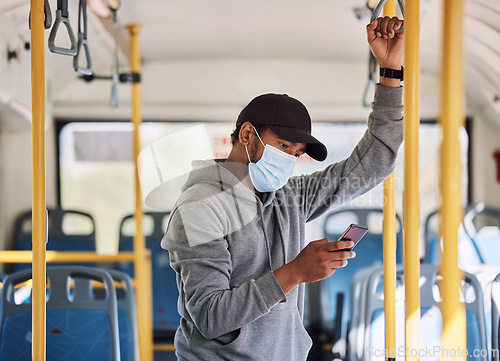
[29,0,52,30]
[48,0,77,56]
[73,0,93,75]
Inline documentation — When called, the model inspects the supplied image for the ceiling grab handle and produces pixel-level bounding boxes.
[29,0,52,30]
[370,0,405,33]
[73,0,93,75]
[109,9,121,107]
[48,0,78,56]
[363,0,404,107]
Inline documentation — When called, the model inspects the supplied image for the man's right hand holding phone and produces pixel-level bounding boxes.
[274,238,356,294]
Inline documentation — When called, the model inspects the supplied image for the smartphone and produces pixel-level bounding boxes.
[334,224,369,250]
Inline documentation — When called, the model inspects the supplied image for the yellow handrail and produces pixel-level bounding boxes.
[31,0,47,359]
[439,0,467,360]
[127,23,154,361]
[0,251,135,263]
[153,344,176,352]
[403,0,421,360]
[382,2,397,360]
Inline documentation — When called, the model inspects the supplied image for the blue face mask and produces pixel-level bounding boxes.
[245,127,297,192]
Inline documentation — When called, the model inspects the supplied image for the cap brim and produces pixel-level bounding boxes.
[268,125,327,161]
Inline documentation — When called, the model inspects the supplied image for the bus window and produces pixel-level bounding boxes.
[58,121,233,253]
[58,121,468,254]
[300,122,469,253]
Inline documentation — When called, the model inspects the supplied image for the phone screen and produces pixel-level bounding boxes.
[336,224,369,250]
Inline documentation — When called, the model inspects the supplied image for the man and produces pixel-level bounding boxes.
[162,17,404,361]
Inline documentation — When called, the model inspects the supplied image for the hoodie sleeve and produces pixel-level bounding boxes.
[288,84,403,222]
[162,194,286,340]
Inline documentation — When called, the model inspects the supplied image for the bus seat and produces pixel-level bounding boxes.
[0,266,120,361]
[424,210,440,264]
[319,208,403,353]
[465,206,500,265]
[474,227,500,265]
[348,266,382,361]
[357,264,487,361]
[367,306,483,361]
[465,265,500,356]
[118,212,180,340]
[111,270,139,361]
[11,208,96,272]
[491,273,500,361]
[88,270,139,361]
[368,305,441,361]
[463,271,488,360]
[54,269,139,361]
[424,209,483,268]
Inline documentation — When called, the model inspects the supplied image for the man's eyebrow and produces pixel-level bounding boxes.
[278,137,307,154]
[293,144,307,153]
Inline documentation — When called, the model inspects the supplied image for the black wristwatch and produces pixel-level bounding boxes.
[379,66,404,81]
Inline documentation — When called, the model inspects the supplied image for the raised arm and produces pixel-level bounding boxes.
[289,85,403,222]
[288,16,405,221]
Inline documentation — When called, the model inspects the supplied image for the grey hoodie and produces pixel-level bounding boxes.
[162,85,403,361]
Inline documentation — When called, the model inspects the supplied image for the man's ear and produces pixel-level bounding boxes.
[239,122,254,146]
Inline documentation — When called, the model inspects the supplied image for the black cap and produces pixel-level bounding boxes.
[236,93,327,161]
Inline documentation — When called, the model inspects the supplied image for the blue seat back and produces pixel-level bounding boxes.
[424,209,483,268]
[320,208,403,341]
[368,306,482,361]
[108,270,139,361]
[85,270,139,361]
[491,273,500,361]
[474,231,500,265]
[11,208,96,272]
[360,265,487,361]
[118,212,180,336]
[0,266,120,361]
[464,205,500,265]
[424,210,440,264]
[348,266,382,361]
[465,265,500,357]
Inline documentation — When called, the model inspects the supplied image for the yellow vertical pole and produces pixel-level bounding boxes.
[439,0,467,360]
[382,3,397,361]
[384,0,396,17]
[31,0,46,360]
[383,173,396,361]
[127,23,153,361]
[403,1,421,360]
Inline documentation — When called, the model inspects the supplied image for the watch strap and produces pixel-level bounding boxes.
[379,67,404,80]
